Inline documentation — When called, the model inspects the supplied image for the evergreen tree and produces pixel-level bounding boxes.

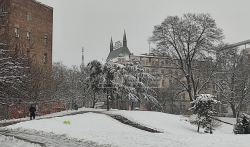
[86,60,158,110]
[189,94,220,133]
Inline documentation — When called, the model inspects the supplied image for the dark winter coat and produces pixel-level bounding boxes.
[29,106,36,114]
[242,118,248,126]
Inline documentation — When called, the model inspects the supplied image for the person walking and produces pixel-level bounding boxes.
[29,104,36,120]
[242,116,249,134]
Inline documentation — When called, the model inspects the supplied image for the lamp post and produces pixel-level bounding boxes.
[106,71,114,111]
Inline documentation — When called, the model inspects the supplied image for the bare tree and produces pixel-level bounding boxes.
[215,48,250,118]
[149,13,224,102]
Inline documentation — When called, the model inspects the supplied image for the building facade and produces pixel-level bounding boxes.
[0,0,53,119]
[0,0,53,68]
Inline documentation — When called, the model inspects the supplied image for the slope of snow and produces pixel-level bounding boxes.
[0,134,41,147]
[2,108,250,147]
[106,110,236,134]
[106,110,199,134]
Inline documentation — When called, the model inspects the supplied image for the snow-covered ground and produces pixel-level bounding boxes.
[0,134,41,147]
[1,108,250,147]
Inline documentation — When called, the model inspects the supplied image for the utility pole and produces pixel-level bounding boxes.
[149,43,151,54]
[82,47,84,66]
[106,71,114,111]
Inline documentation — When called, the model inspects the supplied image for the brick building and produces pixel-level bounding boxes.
[0,0,54,119]
[0,0,53,68]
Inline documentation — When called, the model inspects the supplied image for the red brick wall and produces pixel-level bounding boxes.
[9,101,66,119]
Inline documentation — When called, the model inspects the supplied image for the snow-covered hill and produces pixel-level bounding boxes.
[1,108,250,147]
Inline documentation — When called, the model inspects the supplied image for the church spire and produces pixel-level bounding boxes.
[110,37,113,52]
[123,30,127,47]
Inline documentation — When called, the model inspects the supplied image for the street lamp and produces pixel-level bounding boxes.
[106,71,114,111]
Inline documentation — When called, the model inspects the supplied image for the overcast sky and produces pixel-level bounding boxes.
[37,0,250,67]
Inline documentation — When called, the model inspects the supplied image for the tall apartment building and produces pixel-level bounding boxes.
[0,0,54,119]
[0,0,53,68]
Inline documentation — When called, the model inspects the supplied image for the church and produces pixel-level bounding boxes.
[106,31,131,63]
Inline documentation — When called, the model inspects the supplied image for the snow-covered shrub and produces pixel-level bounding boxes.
[233,113,250,134]
[189,94,221,133]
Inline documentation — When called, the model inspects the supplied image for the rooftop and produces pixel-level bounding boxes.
[106,46,131,61]
[33,0,53,10]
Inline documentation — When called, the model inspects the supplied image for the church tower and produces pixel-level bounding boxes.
[110,37,113,52]
[123,30,127,47]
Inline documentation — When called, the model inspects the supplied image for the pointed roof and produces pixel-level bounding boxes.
[110,37,113,52]
[107,30,130,61]
[123,30,127,47]
[106,46,131,61]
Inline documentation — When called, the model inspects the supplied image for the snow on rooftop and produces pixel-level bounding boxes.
[33,0,53,10]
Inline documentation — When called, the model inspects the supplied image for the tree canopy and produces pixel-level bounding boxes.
[149,13,224,102]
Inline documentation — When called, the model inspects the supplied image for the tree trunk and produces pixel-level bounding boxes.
[92,93,96,108]
[107,91,110,111]
[230,103,236,118]
[131,101,134,110]
[197,122,200,132]
[210,123,212,134]
[186,74,194,104]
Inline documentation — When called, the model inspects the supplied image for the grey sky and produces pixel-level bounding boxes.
[37,0,250,67]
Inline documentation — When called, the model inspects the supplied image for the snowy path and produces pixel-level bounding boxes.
[0,109,113,147]
[0,127,113,147]
[0,109,105,127]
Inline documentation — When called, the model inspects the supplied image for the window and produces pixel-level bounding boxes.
[182,93,185,100]
[206,83,211,88]
[161,61,164,66]
[14,28,19,37]
[44,53,48,64]
[27,13,32,21]
[169,69,173,74]
[175,70,178,76]
[155,61,159,66]
[169,79,173,85]
[162,80,165,87]
[213,83,216,89]
[180,105,186,110]
[1,6,5,12]
[145,60,148,65]
[27,31,31,39]
[44,35,48,45]
[27,48,30,58]
[161,69,164,74]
